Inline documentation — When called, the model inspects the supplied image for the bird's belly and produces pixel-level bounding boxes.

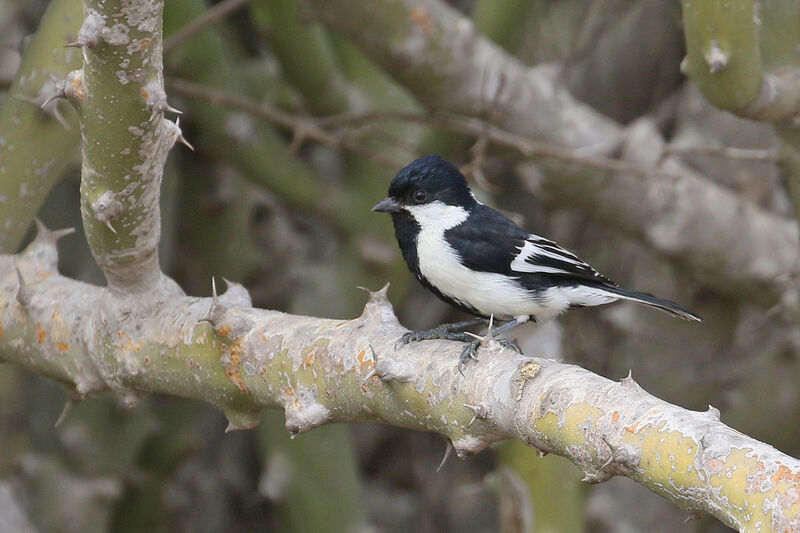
[416,231,565,320]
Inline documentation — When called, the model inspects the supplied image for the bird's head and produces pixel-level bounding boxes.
[372,155,477,223]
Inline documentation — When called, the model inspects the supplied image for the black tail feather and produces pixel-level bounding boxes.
[602,286,702,322]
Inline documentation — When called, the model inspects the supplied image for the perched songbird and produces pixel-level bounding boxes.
[373,155,701,373]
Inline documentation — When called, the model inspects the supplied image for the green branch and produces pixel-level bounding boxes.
[681,0,800,123]
[0,0,82,252]
[68,0,178,290]
[2,235,800,531]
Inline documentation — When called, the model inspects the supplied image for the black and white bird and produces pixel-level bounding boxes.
[372,155,701,373]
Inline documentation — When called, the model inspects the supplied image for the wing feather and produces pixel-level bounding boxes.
[443,205,615,287]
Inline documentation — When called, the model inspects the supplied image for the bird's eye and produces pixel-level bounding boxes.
[413,190,428,203]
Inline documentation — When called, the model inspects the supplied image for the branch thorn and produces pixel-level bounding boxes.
[54,398,74,428]
[175,117,194,151]
[14,260,31,307]
[437,439,454,472]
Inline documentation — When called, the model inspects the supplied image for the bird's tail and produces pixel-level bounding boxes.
[601,285,702,321]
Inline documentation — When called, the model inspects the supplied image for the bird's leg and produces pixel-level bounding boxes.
[486,318,526,354]
[457,316,528,375]
[395,318,486,350]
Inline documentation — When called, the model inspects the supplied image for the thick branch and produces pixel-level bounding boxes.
[1,233,798,531]
[67,0,181,291]
[302,0,800,304]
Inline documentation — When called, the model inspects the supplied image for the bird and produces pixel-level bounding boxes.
[372,155,701,374]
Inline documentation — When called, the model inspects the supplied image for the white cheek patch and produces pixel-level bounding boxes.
[404,201,469,231]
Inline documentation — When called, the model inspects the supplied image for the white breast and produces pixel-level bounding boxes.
[405,202,569,321]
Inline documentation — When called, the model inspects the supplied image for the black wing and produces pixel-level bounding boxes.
[445,204,615,287]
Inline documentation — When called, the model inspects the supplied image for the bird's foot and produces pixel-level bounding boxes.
[458,339,481,376]
[497,338,522,354]
[394,319,484,351]
[395,316,525,375]
[456,316,524,374]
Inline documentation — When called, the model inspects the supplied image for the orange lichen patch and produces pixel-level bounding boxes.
[303,348,316,368]
[116,330,144,353]
[224,338,249,394]
[56,341,69,352]
[217,324,232,337]
[140,87,149,100]
[625,420,642,433]
[409,5,431,32]
[140,38,151,50]
[36,323,46,344]
[771,464,800,485]
[69,75,85,102]
[282,386,294,398]
[612,411,620,423]
[37,271,54,279]
[356,349,374,372]
[143,356,151,365]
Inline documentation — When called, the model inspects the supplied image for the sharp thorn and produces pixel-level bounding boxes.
[211,276,218,300]
[55,399,74,427]
[40,91,66,110]
[437,440,454,472]
[14,260,29,307]
[178,134,194,151]
[52,227,76,240]
[361,369,378,384]
[104,220,117,234]
[34,217,75,243]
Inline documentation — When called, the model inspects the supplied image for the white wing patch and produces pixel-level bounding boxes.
[510,238,592,275]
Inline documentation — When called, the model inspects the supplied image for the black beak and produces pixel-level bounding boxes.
[372,197,401,213]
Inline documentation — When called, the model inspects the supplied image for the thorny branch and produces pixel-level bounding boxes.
[2,233,799,532]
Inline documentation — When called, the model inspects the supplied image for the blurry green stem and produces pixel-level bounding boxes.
[681,0,800,124]
[164,0,320,210]
[472,0,534,52]
[0,0,82,252]
[252,0,349,114]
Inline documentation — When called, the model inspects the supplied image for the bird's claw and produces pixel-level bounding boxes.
[394,331,418,350]
[458,340,481,376]
[497,338,522,353]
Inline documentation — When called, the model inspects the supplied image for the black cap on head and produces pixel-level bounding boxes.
[386,155,475,208]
